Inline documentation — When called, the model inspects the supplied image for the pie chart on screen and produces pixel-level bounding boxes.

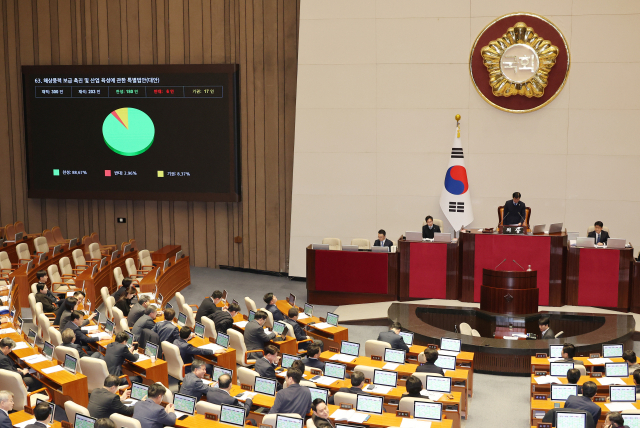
[102,107,155,156]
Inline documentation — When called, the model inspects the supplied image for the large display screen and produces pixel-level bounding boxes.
[22,64,240,201]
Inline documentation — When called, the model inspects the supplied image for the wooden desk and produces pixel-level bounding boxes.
[151,245,182,263]
[407,346,474,397]
[95,337,169,386]
[75,250,138,308]
[276,300,349,351]
[632,260,640,313]
[231,317,298,355]
[187,336,238,385]
[139,256,191,305]
[530,398,640,426]
[10,410,63,427]
[1,237,35,265]
[530,374,635,397]
[530,356,625,375]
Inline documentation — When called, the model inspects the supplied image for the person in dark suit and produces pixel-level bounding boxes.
[587,221,609,246]
[311,399,333,428]
[0,391,14,428]
[263,293,285,322]
[63,310,99,351]
[87,375,133,419]
[132,306,158,340]
[558,343,585,366]
[416,349,444,375]
[268,368,312,417]
[132,383,176,428]
[35,283,57,313]
[152,308,179,344]
[401,376,423,398]
[422,216,441,239]
[373,229,393,248]
[61,327,99,359]
[255,345,283,391]
[58,296,95,329]
[623,350,640,373]
[128,295,151,328]
[302,345,326,372]
[211,303,241,334]
[105,332,140,379]
[112,278,133,305]
[564,381,601,423]
[194,290,223,323]
[206,374,252,418]
[539,317,555,339]
[179,359,213,398]
[24,401,52,428]
[604,411,626,428]
[502,192,526,226]
[566,369,583,395]
[377,322,409,351]
[542,408,595,428]
[0,338,43,391]
[285,308,323,351]
[114,286,136,317]
[328,371,374,405]
[244,311,278,359]
[173,326,220,366]
[35,271,62,304]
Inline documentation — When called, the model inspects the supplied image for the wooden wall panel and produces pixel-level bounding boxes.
[0,0,299,273]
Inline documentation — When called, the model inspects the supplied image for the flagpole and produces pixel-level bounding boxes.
[453,114,461,239]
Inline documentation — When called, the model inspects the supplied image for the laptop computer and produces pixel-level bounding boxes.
[276,415,304,428]
[610,385,637,402]
[105,319,115,337]
[99,257,107,269]
[323,362,346,380]
[69,238,78,248]
[273,321,287,336]
[110,250,120,262]
[606,362,629,377]
[173,393,197,419]
[607,238,626,249]
[74,413,97,428]
[426,375,452,393]
[175,250,184,263]
[194,322,205,339]
[145,342,159,359]
[550,384,578,402]
[399,332,414,346]
[356,394,383,415]
[311,244,330,250]
[64,354,78,375]
[549,223,564,234]
[15,232,23,241]
[603,344,623,358]
[549,344,564,359]
[433,233,451,243]
[163,259,170,271]
[414,401,443,421]
[281,353,300,369]
[247,310,256,322]
[177,312,187,327]
[124,331,134,347]
[212,366,233,383]
[341,245,358,252]
[623,414,640,428]
[216,332,230,349]
[27,328,37,347]
[405,231,422,242]
[434,355,456,371]
[555,411,587,428]
[532,224,546,234]
[219,404,246,427]
[576,237,594,248]
[326,312,339,326]
[303,303,313,317]
[125,382,150,405]
[440,337,461,353]
[371,246,390,253]
[309,387,329,403]
[550,362,574,377]
[254,377,277,396]
[42,341,55,361]
[384,348,406,364]
[289,293,296,308]
[340,341,360,357]
[53,244,61,255]
[372,369,397,388]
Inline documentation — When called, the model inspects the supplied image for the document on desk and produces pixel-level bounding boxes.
[81,325,100,333]
[419,390,443,401]
[383,363,400,370]
[298,313,310,320]
[400,418,432,428]
[12,342,29,350]
[330,354,356,363]
[89,332,112,340]
[135,354,150,362]
[198,343,225,353]
[311,322,333,330]
[0,328,16,334]
[234,391,257,401]
[597,377,627,386]
[437,350,460,357]
[234,321,248,328]
[503,336,518,340]
[605,402,636,411]
[588,358,613,364]
[314,376,338,386]
[22,354,47,364]
[511,333,528,338]
[365,384,393,394]
[263,328,272,335]
[331,409,369,423]
[14,419,36,428]
[42,365,64,374]
[534,375,562,385]
[547,358,563,363]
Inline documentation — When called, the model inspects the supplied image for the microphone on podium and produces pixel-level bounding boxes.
[512,260,525,271]
[495,258,507,269]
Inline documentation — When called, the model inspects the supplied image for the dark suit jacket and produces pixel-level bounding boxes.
[557,358,584,366]
[422,224,441,239]
[0,352,17,373]
[115,299,131,317]
[179,372,211,398]
[377,331,409,352]
[59,310,89,330]
[23,422,48,428]
[503,199,526,225]
[64,321,98,346]
[0,411,12,428]
[541,328,555,339]
[206,389,252,417]
[255,357,282,391]
[65,341,89,358]
[312,416,333,428]
[265,304,285,322]
[268,383,312,417]
[54,303,66,326]
[587,230,609,245]
[112,285,128,304]
[105,341,139,376]
[35,292,56,313]
[152,320,179,344]
[244,321,276,358]
[285,319,308,343]
[542,408,595,428]
[128,303,146,327]
[173,338,213,365]
[416,362,444,376]
[88,387,134,418]
[194,297,221,323]
[373,239,393,247]
[133,398,177,428]
[211,310,234,333]
[564,395,601,423]
[132,315,156,339]
[301,357,325,372]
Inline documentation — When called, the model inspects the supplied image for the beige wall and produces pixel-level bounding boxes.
[289,0,640,277]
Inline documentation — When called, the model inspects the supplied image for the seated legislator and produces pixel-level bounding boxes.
[502,192,526,226]
[179,359,213,398]
[211,303,241,334]
[302,344,325,372]
[132,306,158,340]
[133,383,176,428]
[567,368,583,395]
[244,310,278,359]
[539,317,555,339]
[564,381,601,423]
[268,368,312,417]
[422,216,441,239]
[373,229,393,248]
[105,332,142,383]
[377,322,409,351]
[25,401,52,428]
[633,369,640,395]
[255,345,283,391]
[286,308,323,351]
[604,412,625,428]
[328,371,368,405]
[61,328,100,359]
[63,311,99,351]
[623,350,640,373]
[416,349,444,376]
[112,278,134,306]
[173,326,220,366]
[35,283,57,313]
[87,375,133,419]
[114,286,136,317]
[263,293,285,322]
[311,399,333,428]
[401,375,424,398]
[207,374,253,417]
[152,308,180,344]
[194,290,223,323]
[558,343,584,366]
[588,221,609,246]
[0,391,12,428]
[128,295,151,328]
[0,339,43,391]
[36,271,62,304]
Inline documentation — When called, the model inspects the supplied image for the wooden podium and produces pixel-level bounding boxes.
[480,268,538,315]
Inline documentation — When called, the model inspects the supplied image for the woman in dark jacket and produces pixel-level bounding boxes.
[401,375,424,398]
[114,286,137,317]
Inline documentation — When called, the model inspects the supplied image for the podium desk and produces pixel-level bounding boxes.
[306,246,398,306]
[566,246,634,310]
[632,260,640,313]
[276,300,349,351]
[398,239,459,301]
[151,245,182,263]
[459,230,567,306]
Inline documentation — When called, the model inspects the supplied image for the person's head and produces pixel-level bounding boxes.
[0,391,14,412]
[350,371,365,388]
[288,308,299,320]
[405,375,423,395]
[562,343,576,359]
[582,381,597,399]
[218,374,232,390]
[264,345,279,363]
[623,350,637,364]
[115,332,130,344]
[62,328,76,345]
[538,317,550,332]
[425,216,433,226]
[424,348,439,364]
[70,310,84,325]
[512,191,521,203]
[263,293,276,305]
[122,278,133,288]
[163,308,176,322]
[378,229,386,241]
[33,401,51,422]
[566,368,581,384]
[179,326,192,340]
[594,221,604,233]
[291,359,306,374]
[390,321,402,335]
[145,305,157,319]
[147,383,166,404]
[254,310,269,326]
[228,303,241,316]
[65,297,79,312]
[191,359,207,379]
[118,286,137,302]
[36,271,48,282]
[73,290,86,300]
[306,344,321,359]
[36,283,47,294]
[95,419,116,428]
[634,368,640,386]
[138,295,151,308]
[312,398,329,419]
[605,412,624,428]
[211,290,223,302]
[0,338,15,355]
[104,375,120,393]
[285,368,302,387]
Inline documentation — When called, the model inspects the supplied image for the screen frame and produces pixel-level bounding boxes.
[216,332,229,348]
[550,384,578,402]
[276,415,303,428]
[425,375,452,393]
[355,394,383,415]
[555,411,587,428]
[605,362,629,378]
[324,362,346,380]
[172,393,197,416]
[74,413,97,428]
[413,401,443,421]
[64,353,78,374]
[219,404,246,427]
[383,348,406,364]
[340,340,360,357]
[254,376,277,396]
[372,369,398,387]
[550,362,574,377]
[130,381,150,401]
[609,385,637,402]
[602,344,623,358]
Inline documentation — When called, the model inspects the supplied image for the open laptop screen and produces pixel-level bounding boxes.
[173,393,197,416]
[220,404,245,427]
